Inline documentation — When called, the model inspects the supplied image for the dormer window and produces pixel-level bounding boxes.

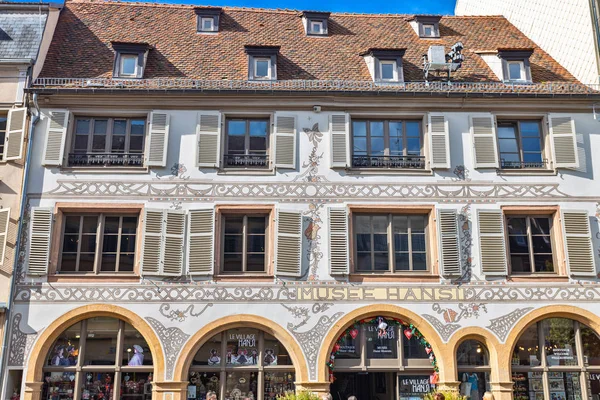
[361,48,406,83]
[302,11,330,36]
[498,49,533,83]
[111,42,149,79]
[245,46,279,81]
[195,7,221,33]
[409,15,441,39]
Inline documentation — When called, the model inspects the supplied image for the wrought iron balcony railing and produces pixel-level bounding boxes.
[68,153,144,167]
[352,155,426,169]
[500,159,548,169]
[223,154,269,168]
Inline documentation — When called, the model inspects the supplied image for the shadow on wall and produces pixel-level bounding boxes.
[0,27,12,41]
[559,132,594,181]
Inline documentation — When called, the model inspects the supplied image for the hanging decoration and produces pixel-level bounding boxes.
[327,316,439,384]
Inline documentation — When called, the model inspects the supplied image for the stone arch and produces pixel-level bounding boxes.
[172,314,309,383]
[316,304,448,384]
[447,327,502,383]
[23,304,165,400]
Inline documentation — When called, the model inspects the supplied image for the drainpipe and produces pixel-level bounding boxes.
[0,92,40,396]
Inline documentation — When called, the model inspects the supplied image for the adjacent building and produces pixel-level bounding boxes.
[0,2,61,397]
[455,0,600,85]
[3,1,600,400]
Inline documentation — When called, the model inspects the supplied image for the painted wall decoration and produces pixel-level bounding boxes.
[7,313,39,366]
[293,123,328,183]
[303,201,325,280]
[145,317,191,380]
[486,307,534,342]
[422,302,487,341]
[281,303,333,330]
[159,303,213,322]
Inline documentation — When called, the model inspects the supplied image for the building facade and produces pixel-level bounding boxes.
[455,0,600,86]
[4,2,600,400]
[0,2,60,396]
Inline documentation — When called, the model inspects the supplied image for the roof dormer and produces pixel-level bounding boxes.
[361,48,406,83]
[498,49,534,83]
[301,11,330,36]
[111,42,150,79]
[195,7,222,34]
[408,15,442,38]
[244,46,280,80]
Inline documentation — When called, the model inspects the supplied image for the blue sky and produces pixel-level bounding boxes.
[159,0,458,14]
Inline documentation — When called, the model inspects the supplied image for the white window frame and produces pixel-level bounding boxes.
[379,60,398,81]
[309,20,324,34]
[507,60,526,81]
[119,54,138,78]
[423,24,436,37]
[253,57,272,80]
[200,16,215,32]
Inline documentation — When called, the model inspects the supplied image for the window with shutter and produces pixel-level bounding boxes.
[163,211,185,276]
[146,111,169,167]
[220,213,268,274]
[274,114,297,169]
[329,206,349,275]
[549,115,579,169]
[477,209,507,276]
[197,112,222,168]
[187,208,215,275]
[274,210,302,277]
[28,207,53,275]
[470,114,499,168]
[0,208,10,266]
[42,110,70,166]
[330,113,350,168]
[6,107,27,161]
[223,117,269,169]
[428,113,450,169]
[506,215,555,274]
[562,210,595,276]
[140,209,164,275]
[437,209,460,276]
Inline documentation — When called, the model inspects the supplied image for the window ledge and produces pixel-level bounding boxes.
[60,166,149,174]
[349,273,438,283]
[217,168,275,176]
[214,274,274,282]
[345,168,433,176]
[508,274,568,283]
[497,168,556,176]
[48,274,139,283]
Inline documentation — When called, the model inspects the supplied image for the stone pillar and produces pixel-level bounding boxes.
[490,381,514,400]
[23,382,44,400]
[295,381,331,399]
[152,381,188,400]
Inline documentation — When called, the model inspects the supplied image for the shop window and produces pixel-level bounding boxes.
[187,328,295,400]
[224,118,270,168]
[42,317,153,400]
[353,213,429,273]
[351,119,424,169]
[457,340,490,400]
[59,214,139,274]
[511,317,600,399]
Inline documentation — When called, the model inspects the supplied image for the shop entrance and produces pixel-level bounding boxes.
[327,317,437,400]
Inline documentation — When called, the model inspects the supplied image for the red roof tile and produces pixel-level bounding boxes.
[39,0,578,85]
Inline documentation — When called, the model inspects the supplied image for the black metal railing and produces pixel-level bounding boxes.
[501,159,548,169]
[68,153,144,167]
[352,155,426,169]
[223,154,269,168]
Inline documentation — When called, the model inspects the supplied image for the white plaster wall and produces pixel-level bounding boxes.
[455,0,600,85]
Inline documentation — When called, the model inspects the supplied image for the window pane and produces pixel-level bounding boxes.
[373,253,389,271]
[247,235,265,253]
[411,234,426,252]
[512,323,540,366]
[395,252,409,270]
[499,138,518,153]
[81,372,115,400]
[188,371,221,399]
[255,59,269,78]
[381,62,394,80]
[264,372,295,398]
[532,235,552,253]
[227,135,245,153]
[80,235,97,253]
[130,119,145,135]
[370,137,384,156]
[202,18,213,31]
[264,332,293,365]
[511,255,531,273]
[46,321,81,366]
[92,135,106,151]
[224,235,242,253]
[407,138,420,155]
[112,135,126,152]
[507,217,527,234]
[104,216,120,234]
[83,317,119,365]
[121,55,137,75]
[352,121,367,137]
[523,152,543,163]
[373,234,387,252]
[113,120,127,135]
[249,137,267,152]
[457,340,489,366]
[356,253,372,271]
[534,254,554,272]
[74,135,88,152]
[226,328,259,366]
[78,253,95,272]
[76,119,90,134]
[412,253,427,271]
[100,254,116,272]
[249,120,268,137]
[498,126,516,138]
[102,235,118,253]
[223,252,243,271]
[404,334,428,359]
[246,254,265,272]
[582,324,600,366]
[393,216,408,233]
[394,234,408,252]
[93,120,108,135]
[120,235,136,253]
[228,120,246,135]
[366,321,397,359]
[522,138,541,152]
[370,121,384,137]
[520,121,541,136]
[411,216,425,233]
[356,234,371,252]
[501,153,520,162]
[531,218,550,235]
[355,215,371,233]
[129,135,144,152]
[543,318,578,366]
[123,322,152,365]
[509,236,529,253]
[62,234,79,253]
[353,137,367,155]
[64,216,81,234]
[247,216,265,233]
[122,217,138,234]
[509,62,522,80]
[372,216,387,233]
[192,334,221,366]
[225,371,258,400]
[60,253,77,272]
[406,121,420,137]
[224,217,243,233]
[119,254,135,272]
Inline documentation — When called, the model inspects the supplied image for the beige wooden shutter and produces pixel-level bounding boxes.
[0,208,10,266]
[428,113,450,169]
[163,210,185,276]
[5,108,27,161]
[470,114,499,168]
[274,114,297,169]
[329,113,350,168]
[197,112,221,168]
[329,206,349,275]
[140,209,164,275]
[549,115,579,169]
[146,111,169,167]
[274,209,303,277]
[28,207,53,275]
[477,209,507,276]
[42,110,69,166]
[187,208,215,275]
[437,209,461,276]
[562,210,595,276]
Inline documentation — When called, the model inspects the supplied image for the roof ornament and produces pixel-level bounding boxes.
[422,42,464,83]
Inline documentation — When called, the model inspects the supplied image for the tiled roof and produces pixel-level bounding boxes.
[0,9,47,60]
[38,0,578,87]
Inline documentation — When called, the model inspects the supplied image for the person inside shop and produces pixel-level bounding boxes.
[482,392,494,400]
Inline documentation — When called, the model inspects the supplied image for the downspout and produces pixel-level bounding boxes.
[589,0,600,84]
[0,92,40,393]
